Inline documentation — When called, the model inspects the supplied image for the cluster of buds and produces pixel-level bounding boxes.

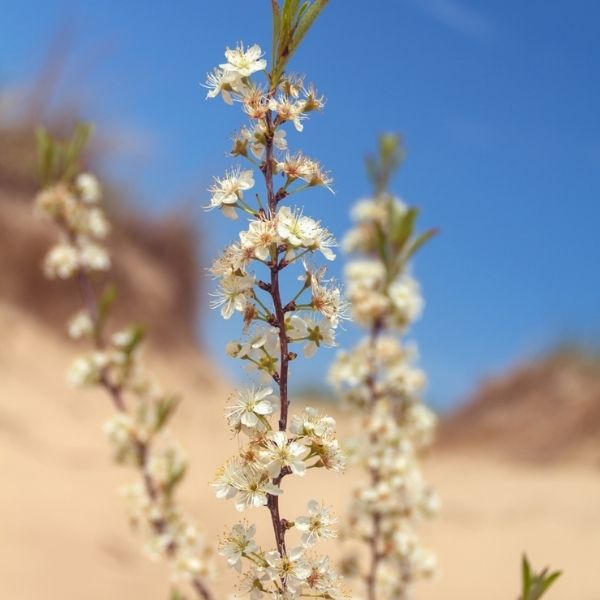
[205,3,347,597]
[329,135,439,600]
[34,124,215,600]
[36,174,110,279]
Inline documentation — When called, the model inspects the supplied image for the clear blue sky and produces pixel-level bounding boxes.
[2,0,599,409]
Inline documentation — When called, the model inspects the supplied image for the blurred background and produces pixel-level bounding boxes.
[1,1,599,599]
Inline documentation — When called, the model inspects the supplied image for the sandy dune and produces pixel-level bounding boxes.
[1,301,599,599]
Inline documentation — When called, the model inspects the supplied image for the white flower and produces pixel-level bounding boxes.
[295,500,337,547]
[351,197,390,223]
[112,328,137,349]
[285,314,308,339]
[264,546,310,593]
[310,277,348,326]
[35,183,75,217]
[277,206,315,246]
[87,208,109,238]
[225,386,275,430]
[168,524,213,583]
[259,431,307,477]
[305,317,336,357]
[304,557,345,598]
[290,407,336,440]
[76,173,101,204]
[79,242,110,272]
[213,458,283,512]
[210,242,253,276]
[237,325,280,358]
[210,273,255,319]
[240,83,269,120]
[315,437,345,472]
[207,168,255,219]
[218,523,258,572]
[147,442,188,487]
[389,275,423,325]
[280,74,304,98]
[67,311,94,339]
[236,325,281,379]
[221,43,267,77]
[240,122,287,159]
[301,159,333,192]
[233,467,282,512]
[66,352,108,387]
[311,225,336,261]
[345,259,386,290]
[301,84,325,112]
[268,96,306,132]
[344,259,390,326]
[276,152,312,181]
[276,153,333,192]
[170,548,204,583]
[103,412,135,456]
[212,461,241,501]
[239,218,279,261]
[288,316,336,357]
[43,243,79,279]
[387,362,426,396]
[238,569,270,599]
[205,67,243,104]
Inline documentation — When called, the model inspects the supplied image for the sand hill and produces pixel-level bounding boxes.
[439,351,600,464]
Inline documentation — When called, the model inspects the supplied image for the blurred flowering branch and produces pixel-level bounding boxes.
[33,124,215,600]
[330,134,438,600]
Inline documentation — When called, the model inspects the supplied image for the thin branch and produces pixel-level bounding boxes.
[74,266,214,600]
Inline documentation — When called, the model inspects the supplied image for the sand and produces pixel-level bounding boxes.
[1,301,599,599]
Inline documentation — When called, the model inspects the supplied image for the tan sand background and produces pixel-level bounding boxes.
[2,301,599,599]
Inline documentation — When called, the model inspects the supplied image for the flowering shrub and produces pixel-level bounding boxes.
[34,124,215,599]
[329,135,438,600]
[204,1,348,598]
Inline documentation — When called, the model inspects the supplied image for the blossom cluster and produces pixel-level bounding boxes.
[34,138,215,599]
[330,138,438,600]
[205,37,346,599]
[36,172,110,278]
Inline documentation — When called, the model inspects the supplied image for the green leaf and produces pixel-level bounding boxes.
[164,447,188,495]
[35,128,53,184]
[271,0,282,65]
[271,0,329,85]
[392,206,419,250]
[98,283,117,322]
[520,554,562,600]
[121,324,146,356]
[155,395,180,432]
[170,588,188,600]
[374,222,388,269]
[405,227,438,260]
[65,122,94,180]
[35,121,94,184]
[522,555,532,599]
[540,571,562,594]
[297,0,309,21]
[365,133,405,193]
[289,0,328,58]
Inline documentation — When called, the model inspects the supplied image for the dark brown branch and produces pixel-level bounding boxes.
[261,102,290,565]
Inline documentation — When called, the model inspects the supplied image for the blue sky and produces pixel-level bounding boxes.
[2,0,599,409]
